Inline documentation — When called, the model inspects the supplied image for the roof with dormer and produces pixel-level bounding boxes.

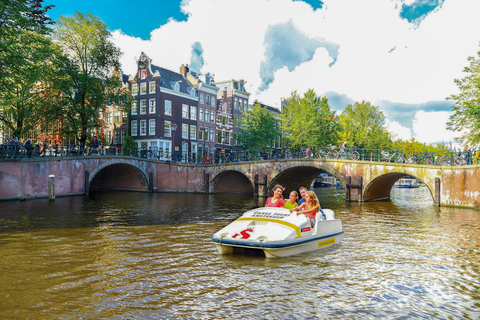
[151,64,195,95]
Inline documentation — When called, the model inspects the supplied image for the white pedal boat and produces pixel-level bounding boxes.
[212,207,343,258]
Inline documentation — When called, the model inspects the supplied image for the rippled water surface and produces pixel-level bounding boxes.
[0,187,479,319]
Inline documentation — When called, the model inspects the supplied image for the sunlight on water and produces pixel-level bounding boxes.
[0,189,479,319]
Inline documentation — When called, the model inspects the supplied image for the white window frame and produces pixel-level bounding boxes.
[140,82,147,95]
[149,99,156,114]
[211,111,215,123]
[131,101,137,115]
[140,120,147,136]
[131,83,138,96]
[182,104,189,119]
[140,69,147,79]
[164,120,171,137]
[200,93,205,104]
[131,120,137,136]
[190,125,197,140]
[149,81,156,94]
[199,108,204,122]
[190,106,197,120]
[182,123,188,139]
[205,110,209,123]
[149,119,155,135]
[140,99,147,114]
[164,100,172,116]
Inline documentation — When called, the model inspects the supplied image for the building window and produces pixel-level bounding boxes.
[165,100,172,115]
[149,99,156,114]
[190,106,197,120]
[217,130,222,143]
[211,111,215,123]
[211,96,216,107]
[106,131,112,144]
[131,101,137,115]
[234,133,237,145]
[205,110,209,123]
[140,100,147,114]
[106,112,112,123]
[114,131,120,144]
[182,123,188,139]
[190,125,196,140]
[182,104,189,119]
[200,93,205,104]
[210,129,214,142]
[122,112,127,124]
[121,130,126,143]
[225,132,230,145]
[149,81,156,94]
[140,120,146,136]
[199,128,203,140]
[131,120,137,136]
[233,114,237,126]
[234,99,238,110]
[164,120,171,137]
[149,119,155,135]
[206,95,210,105]
[171,82,180,91]
[199,108,204,122]
[114,111,120,123]
[140,82,147,95]
[131,83,138,95]
[140,69,147,79]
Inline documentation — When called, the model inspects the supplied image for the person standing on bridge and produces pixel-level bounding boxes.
[265,184,285,208]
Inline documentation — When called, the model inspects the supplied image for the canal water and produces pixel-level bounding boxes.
[0,187,479,319]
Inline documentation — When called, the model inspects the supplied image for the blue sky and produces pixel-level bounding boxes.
[45,0,480,144]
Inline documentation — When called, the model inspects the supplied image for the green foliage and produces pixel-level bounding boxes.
[390,138,450,153]
[447,43,480,146]
[0,0,54,139]
[339,101,392,149]
[238,103,281,150]
[280,90,339,147]
[50,11,122,143]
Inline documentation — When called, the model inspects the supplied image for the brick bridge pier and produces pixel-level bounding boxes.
[0,157,479,208]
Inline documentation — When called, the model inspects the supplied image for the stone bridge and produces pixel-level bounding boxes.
[0,157,479,208]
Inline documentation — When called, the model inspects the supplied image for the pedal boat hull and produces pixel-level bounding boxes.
[212,207,343,258]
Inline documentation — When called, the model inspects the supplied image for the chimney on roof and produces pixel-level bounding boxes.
[180,64,189,76]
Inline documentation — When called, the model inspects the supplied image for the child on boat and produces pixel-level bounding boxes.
[284,190,298,209]
[265,184,285,208]
[289,190,320,227]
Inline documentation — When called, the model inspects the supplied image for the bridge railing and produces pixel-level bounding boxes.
[1,142,479,166]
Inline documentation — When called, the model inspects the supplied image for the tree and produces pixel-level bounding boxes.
[238,102,281,150]
[280,90,339,148]
[50,12,123,144]
[0,32,57,139]
[0,0,54,139]
[447,43,480,147]
[0,0,53,83]
[338,101,391,149]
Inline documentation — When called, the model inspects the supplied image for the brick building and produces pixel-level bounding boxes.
[129,52,198,161]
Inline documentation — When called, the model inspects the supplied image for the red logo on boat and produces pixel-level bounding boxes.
[301,227,311,232]
[232,227,254,239]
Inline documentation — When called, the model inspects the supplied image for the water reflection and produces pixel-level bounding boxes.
[0,188,479,319]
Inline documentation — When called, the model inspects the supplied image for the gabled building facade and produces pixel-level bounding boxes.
[215,79,250,152]
[180,64,218,159]
[215,89,233,153]
[129,52,198,161]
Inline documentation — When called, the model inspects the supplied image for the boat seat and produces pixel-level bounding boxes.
[316,209,335,220]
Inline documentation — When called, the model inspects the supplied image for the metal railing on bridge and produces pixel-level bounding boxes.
[0,142,478,166]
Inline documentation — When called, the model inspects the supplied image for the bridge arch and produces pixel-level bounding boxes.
[267,164,346,195]
[211,169,253,193]
[88,161,149,194]
[363,172,434,202]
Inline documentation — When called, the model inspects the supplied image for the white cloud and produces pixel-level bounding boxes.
[387,120,412,141]
[412,110,460,144]
[110,0,480,143]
